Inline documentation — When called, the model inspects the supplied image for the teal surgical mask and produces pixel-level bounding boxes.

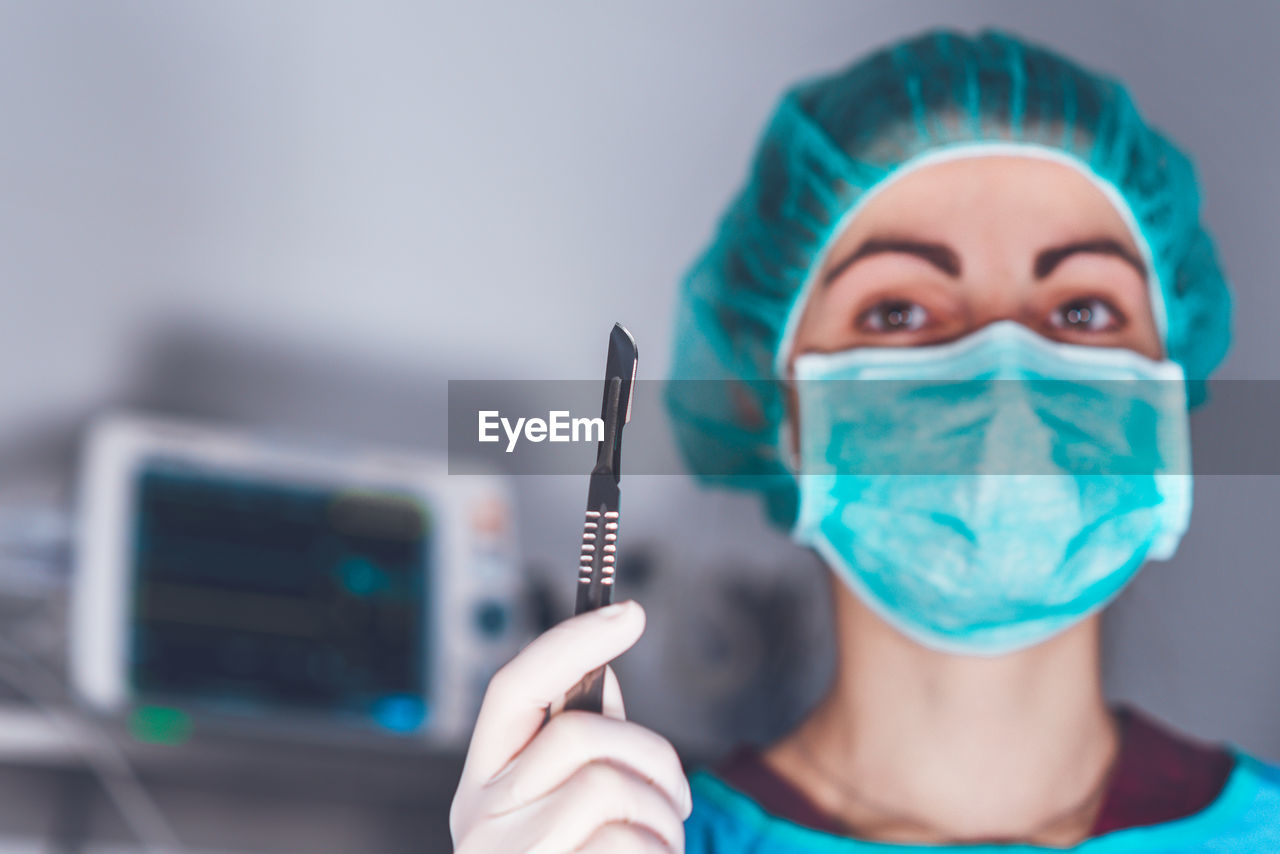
[789,320,1192,656]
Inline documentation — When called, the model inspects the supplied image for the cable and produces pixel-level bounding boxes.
[0,637,184,853]
[0,500,179,850]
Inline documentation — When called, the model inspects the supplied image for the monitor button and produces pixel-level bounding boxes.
[473,601,509,638]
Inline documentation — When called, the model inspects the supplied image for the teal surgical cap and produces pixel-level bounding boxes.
[665,29,1233,528]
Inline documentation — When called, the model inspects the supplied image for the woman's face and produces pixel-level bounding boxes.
[789,156,1162,363]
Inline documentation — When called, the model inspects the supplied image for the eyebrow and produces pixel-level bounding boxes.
[823,238,960,284]
[1032,238,1147,281]
[822,236,1147,286]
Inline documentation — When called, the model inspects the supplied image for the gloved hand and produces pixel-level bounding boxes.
[450,601,691,853]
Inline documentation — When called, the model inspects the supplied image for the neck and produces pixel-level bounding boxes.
[770,577,1118,845]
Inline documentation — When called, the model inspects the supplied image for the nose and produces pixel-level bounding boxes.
[964,286,1032,337]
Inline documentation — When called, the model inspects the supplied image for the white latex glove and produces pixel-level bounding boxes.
[450,601,691,853]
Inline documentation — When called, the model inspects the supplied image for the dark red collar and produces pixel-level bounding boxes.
[712,705,1234,838]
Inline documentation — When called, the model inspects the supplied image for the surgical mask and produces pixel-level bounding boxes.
[789,320,1192,656]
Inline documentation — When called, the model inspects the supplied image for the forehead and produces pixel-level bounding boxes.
[820,154,1143,267]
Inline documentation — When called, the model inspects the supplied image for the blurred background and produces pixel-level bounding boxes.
[0,2,1277,851]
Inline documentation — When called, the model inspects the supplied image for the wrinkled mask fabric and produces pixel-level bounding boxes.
[791,321,1192,655]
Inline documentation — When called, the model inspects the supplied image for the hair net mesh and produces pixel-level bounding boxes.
[665,29,1233,528]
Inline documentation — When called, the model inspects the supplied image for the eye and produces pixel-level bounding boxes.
[1048,297,1125,333]
[857,300,929,333]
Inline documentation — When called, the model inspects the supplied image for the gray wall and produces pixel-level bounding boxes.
[1,2,1277,850]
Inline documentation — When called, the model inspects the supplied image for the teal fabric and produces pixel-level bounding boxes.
[790,322,1192,655]
[665,30,1232,528]
[685,752,1280,853]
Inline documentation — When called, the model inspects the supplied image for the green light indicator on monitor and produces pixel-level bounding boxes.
[129,705,192,745]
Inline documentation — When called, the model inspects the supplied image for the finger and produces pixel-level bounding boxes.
[483,712,690,818]
[602,665,625,721]
[550,664,623,720]
[573,822,674,854]
[463,762,684,854]
[463,601,645,784]
[534,762,685,854]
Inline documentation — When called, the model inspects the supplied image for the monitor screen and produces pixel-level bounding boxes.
[128,461,431,733]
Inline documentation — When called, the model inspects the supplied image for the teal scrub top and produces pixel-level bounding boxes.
[685,751,1280,853]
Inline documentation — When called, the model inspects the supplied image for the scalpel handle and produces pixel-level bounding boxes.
[565,486,619,713]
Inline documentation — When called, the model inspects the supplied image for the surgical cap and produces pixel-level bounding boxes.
[665,29,1233,528]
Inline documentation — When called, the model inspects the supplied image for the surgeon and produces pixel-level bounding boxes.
[450,30,1280,853]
